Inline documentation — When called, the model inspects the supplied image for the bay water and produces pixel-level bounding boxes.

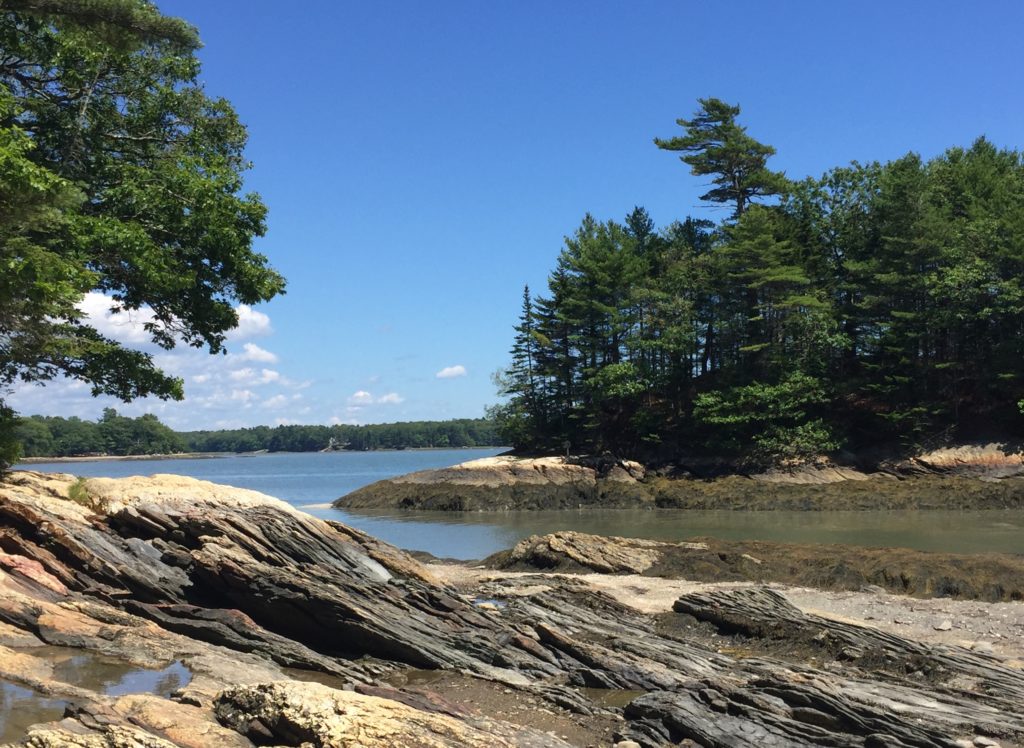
[17,449,1024,559]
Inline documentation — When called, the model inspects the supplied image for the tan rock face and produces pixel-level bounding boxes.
[910,443,1024,475]
[391,456,598,488]
[83,472,302,514]
[0,554,69,595]
[214,681,574,748]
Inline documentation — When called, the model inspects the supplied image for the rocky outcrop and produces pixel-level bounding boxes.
[492,532,705,576]
[484,573,1024,747]
[336,455,650,510]
[0,472,548,679]
[2,470,1023,747]
[490,531,1024,601]
[336,452,1024,512]
[214,681,573,747]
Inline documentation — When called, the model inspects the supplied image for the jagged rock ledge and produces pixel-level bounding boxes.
[335,448,1024,511]
[1,470,1023,747]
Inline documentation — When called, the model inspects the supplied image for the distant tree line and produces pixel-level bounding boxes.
[491,98,1024,464]
[14,412,502,457]
[181,419,502,453]
[16,409,186,457]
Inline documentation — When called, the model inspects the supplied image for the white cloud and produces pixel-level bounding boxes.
[77,292,157,346]
[78,293,275,349]
[436,364,467,379]
[229,304,272,339]
[5,292,325,431]
[228,367,281,385]
[347,390,374,406]
[239,342,278,364]
[377,392,404,404]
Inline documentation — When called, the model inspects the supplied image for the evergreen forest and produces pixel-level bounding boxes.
[491,98,1024,464]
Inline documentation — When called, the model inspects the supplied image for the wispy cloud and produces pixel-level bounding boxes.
[436,364,467,379]
[262,394,289,409]
[377,392,404,404]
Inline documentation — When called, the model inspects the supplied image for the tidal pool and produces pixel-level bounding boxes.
[0,648,191,742]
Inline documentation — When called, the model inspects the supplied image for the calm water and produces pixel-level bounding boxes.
[0,647,189,741]
[17,449,1024,559]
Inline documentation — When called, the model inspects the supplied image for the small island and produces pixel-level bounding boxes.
[336,447,1024,512]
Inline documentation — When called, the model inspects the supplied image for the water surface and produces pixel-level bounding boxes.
[18,450,1024,560]
[0,647,190,741]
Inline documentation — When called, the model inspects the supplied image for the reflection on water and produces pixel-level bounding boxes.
[0,683,65,743]
[0,648,191,742]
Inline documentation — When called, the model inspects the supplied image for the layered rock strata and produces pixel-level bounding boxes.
[0,471,1021,747]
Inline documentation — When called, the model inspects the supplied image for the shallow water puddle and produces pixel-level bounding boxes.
[0,682,66,743]
[577,687,647,708]
[0,647,191,741]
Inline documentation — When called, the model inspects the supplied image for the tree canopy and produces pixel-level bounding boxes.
[0,0,285,466]
[494,102,1024,465]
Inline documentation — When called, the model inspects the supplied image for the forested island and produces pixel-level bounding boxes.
[12,411,501,458]
[491,98,1024,465]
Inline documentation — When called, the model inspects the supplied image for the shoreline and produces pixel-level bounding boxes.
[16,451,239,464]
[2,470,1022,747]
[336,451,1024,513]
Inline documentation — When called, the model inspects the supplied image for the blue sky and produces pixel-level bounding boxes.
[9,1,1024,429]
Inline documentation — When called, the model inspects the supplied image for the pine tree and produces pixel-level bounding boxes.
[655,98,788,219]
